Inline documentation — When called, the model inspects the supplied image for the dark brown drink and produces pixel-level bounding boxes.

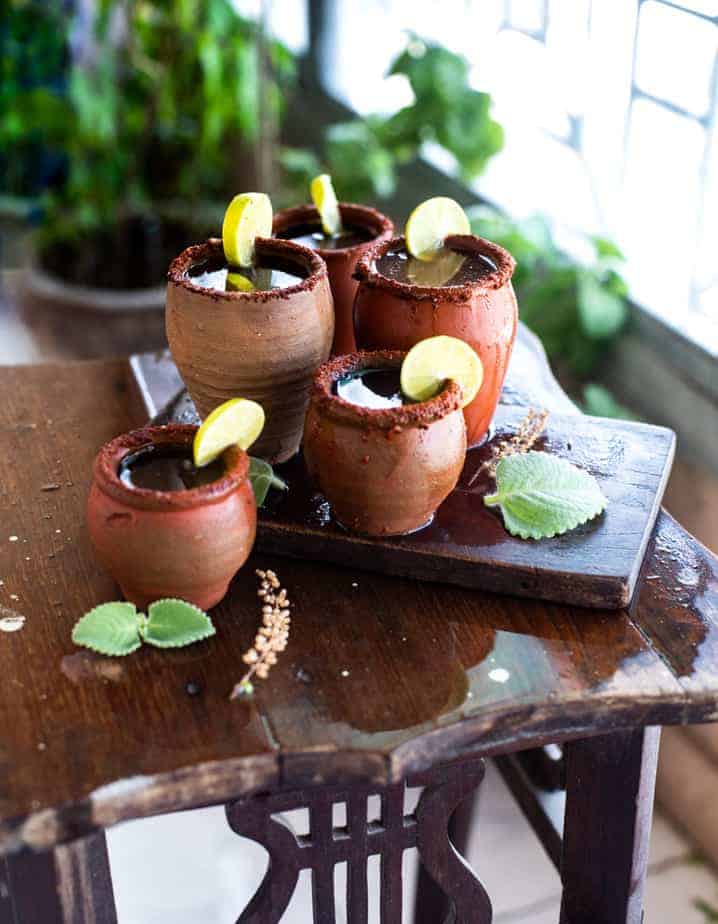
[277,224,373,252]
[187,254,305,292]
[374,244,497,288]
[119,445,225,492]
[273,204,394,355]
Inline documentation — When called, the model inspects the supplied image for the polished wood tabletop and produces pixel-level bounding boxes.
[1,326,717,857]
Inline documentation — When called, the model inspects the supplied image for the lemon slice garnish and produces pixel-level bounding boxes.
[407,249,466,287]
[222,192,273,268]
[193,398,265,467]
[400,335,483,408]
[226,272,255,293]
[405,197,470,262]
[310,173,342,236]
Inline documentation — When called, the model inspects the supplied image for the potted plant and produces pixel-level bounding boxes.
[6,0,297,313]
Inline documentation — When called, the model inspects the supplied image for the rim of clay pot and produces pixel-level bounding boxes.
[167,236,327,303]
[94,424,250,512]
[273,203,394,255]
[310,350,463,430]
[354,234,516,302]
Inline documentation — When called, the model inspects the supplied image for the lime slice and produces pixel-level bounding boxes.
[401,335,483,408]
[405,197,470,262]
[226,272,255,293]
[407,249,466,287]
[310,173,342,236]
[193,398,265,467]
[222,192,273,268]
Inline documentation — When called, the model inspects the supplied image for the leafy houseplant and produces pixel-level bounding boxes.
[283,35,631,414]
[282,36,505,205]
[7,0,297,291]
[0,1,67,214]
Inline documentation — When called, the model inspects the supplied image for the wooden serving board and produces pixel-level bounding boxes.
[127,334,675,609]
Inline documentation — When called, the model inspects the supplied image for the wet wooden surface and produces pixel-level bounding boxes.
[1,328,718,855]
[131,336,676,608]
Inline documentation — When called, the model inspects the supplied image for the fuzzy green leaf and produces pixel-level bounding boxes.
[249,457,288,507]
[484,452,607,540]
[142,599,215,649]
[72,602,142,656]
[577,271,627,340]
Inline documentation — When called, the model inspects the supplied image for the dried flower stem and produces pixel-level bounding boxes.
[469,408,549,485]
[230,569,291,699]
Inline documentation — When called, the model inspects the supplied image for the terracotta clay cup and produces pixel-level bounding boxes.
[303,351,467,536]
[353,234,518,447]
[273,204,393,356]
[87,424,256,610]
[166,237,334,464]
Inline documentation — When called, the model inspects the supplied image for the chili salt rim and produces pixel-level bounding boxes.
[273,203,394,255]
[167,237,328,303]
[94,424,250,512]
[310,350,463,430]
[353,234,516,302]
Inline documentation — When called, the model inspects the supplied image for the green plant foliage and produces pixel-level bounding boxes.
[142,599,216,648]
[249,457,288,507]
[71,602,143,656]
[6,0,297,240]
[469,207,630,379]
[72,598,216,656]
[0,1,69,198]
[484,451,607,540]
[283,35,503,204]
[695,899,718,923]
[582,384,636,420]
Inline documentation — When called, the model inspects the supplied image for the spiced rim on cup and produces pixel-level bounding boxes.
[273,203,394,255]
[310,350,463,431]
[167,236,328,303]
[94,424,250,512]
[354,234,516,302]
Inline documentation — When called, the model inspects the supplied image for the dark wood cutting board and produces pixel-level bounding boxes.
[127,332,675,609]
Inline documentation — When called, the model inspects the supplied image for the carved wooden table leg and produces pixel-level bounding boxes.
[226,757,491,924]
[413,787,481,924]
[560,728,661,924]
[0,832,117,924]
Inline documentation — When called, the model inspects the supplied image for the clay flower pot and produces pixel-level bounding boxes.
[273,204,393,356]
[303,351,467,536]
[166,237,334,463]
[353,234,518,447]
[87,424,256,610]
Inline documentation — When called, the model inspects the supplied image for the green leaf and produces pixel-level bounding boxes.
[582,384,636,421]
[72,602,143,656]
[389,39,469,104]
[484,452,607,540]
[577,271,628,340]
[249,457,288,507]
[592,236,625,262]
[142,599,216,649]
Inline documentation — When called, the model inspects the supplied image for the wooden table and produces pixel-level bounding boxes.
[1,326,718,924]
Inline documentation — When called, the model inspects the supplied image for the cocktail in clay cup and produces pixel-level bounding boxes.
[274,174,393,355]
[303,337,482,536]
[166,192,334,464]
[353,197,517,447]
[87,425,255,611]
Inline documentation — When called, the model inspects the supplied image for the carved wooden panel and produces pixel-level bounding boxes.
[226,758,490,923]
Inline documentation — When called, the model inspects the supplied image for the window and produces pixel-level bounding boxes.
[320,0,718,353]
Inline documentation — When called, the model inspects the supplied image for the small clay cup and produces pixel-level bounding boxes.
[273,203,394,356]
[353,234,518,448]
[303,351,467,536]
[87,424,256,610]
[166,237,334,463]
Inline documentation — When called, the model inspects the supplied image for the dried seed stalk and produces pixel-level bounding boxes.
[230,569,291,699]
[470,408,549,485]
